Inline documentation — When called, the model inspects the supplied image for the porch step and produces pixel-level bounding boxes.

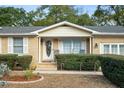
[36,62,57,71]
[42,60,54,63]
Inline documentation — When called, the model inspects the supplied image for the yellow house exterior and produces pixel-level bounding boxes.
[1,21,124,70]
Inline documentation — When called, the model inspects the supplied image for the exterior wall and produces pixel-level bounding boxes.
[38,26,92,37]
[28,37,39,63]
[1,37,8,53]
[53,38,59,50]
[93,36,124,54]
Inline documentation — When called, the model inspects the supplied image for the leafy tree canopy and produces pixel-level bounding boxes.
[0,7,33,26]
[93,5,124,26]
[32,5,95,26]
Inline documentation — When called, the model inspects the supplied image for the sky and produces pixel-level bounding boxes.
[1,5,97,16]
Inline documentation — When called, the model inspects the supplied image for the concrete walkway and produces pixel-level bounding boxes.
[34,71,103,75]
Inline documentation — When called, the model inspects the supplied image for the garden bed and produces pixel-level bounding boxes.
[3,75,41,82]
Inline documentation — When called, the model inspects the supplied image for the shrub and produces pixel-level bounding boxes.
[55,54,100,71]
[24,69,33,80]
[100,55,124,88]
[0,54,18,69]
[17,55,32,70]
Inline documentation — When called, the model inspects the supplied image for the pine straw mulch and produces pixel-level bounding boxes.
[3,75,41,82]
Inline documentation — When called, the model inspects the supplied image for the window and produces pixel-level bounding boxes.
[63,40,71,54]
[111,45,118,54]
[13,37,23,53]
[101,43,124,55]
[103,45,110,54]
[73,40,81,53]
[62,40,84,54]
[119,45,124,55]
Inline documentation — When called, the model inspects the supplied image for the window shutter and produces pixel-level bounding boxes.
[8,37,13,53]
[23,37,28,53]
[59,40,63,53]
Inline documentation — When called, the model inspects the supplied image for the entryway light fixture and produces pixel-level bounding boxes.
[95,43,98,48]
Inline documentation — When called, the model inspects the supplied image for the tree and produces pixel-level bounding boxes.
[0,7,32,26]
[32,5,78,26]
[77,13,96,26]
[32,5,95,26]
[93,5,124,26]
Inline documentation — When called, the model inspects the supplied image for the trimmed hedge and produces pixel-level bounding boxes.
[0,54,18,69]
[55,54,100,71]
[0,54,32,70]
[16,55,32,70]
[100,55,124,88]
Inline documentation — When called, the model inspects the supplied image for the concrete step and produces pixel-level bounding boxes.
[36,62,57,71]
[36,67,57,71]
[37,64,57,68]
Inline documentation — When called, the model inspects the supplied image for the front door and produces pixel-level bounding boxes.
[43,39,53,61]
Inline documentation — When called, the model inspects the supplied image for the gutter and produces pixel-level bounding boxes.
[93,33,124,35]
[0,33,37,36]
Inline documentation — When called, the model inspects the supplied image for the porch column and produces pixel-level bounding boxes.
[89,37,92,54]
[38,37,41,63]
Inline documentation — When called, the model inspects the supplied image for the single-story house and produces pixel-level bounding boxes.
[0,21,124,70]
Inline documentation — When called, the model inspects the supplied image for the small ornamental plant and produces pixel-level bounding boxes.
[0,62,10,86]
[24,69,34,80]
[0,62,10,78]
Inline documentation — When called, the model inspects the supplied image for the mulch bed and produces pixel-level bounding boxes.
[3,75,41,82]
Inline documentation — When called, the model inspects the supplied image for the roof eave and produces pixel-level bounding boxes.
[93,33,124,35]
[0,33,37,36]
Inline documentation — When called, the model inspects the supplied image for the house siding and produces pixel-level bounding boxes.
[93,36,124,54]
[53,38,59,50]
[28,37,39,63]
[38,26,92,37]
[1,37,8,53]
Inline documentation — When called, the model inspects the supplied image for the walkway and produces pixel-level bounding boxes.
[34,71,102,75]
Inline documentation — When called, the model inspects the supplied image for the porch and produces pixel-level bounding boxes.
[38,37,92,63]
[36,37,92,71]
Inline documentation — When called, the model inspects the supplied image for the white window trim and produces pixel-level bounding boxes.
[23,37,28,54]
[100,43,124,55]
[8,37,13,53]
[8,37,28,55]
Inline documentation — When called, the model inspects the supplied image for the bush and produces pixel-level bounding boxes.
[24,69,33,80]
[55,54,100,71]
[100,55,124,88]
[0,54,18,69]
[0,54,32,70]
[17,55,32,70]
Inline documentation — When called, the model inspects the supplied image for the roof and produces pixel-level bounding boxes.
[0,26,45,33]
[85,26,124,33]
[0,21,124,35]
[0,26,46,36]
